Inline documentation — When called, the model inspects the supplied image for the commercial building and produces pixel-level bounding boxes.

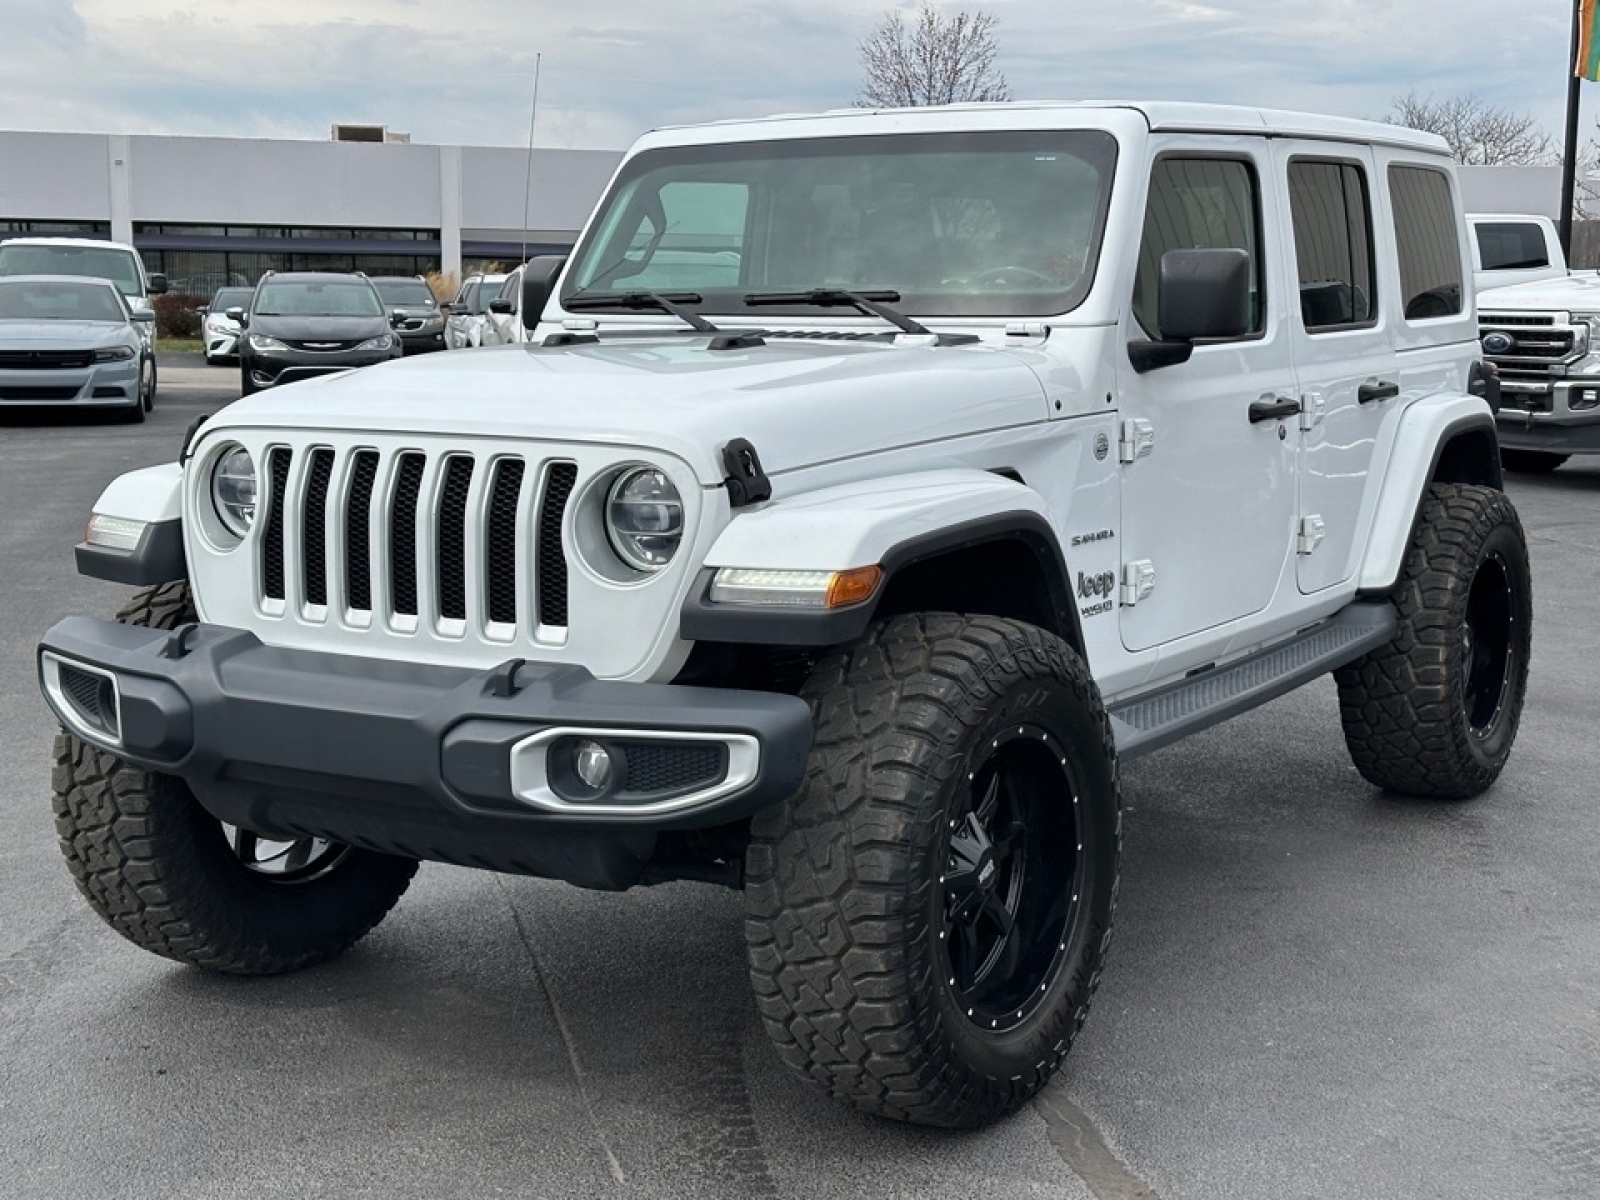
[0,129,623,295]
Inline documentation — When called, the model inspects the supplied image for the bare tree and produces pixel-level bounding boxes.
[855,4,1010,108]
[1387,92,1553,166]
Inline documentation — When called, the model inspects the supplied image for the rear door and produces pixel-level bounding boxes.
[1272,143,1397,594]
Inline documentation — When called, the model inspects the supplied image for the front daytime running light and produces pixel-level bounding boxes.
[709,566,883,609]
[210,444,258,538]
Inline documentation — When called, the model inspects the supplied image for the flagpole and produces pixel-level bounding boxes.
[1562,0,1583,257]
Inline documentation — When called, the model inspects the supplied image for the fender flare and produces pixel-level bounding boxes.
[75,462,187,585]
[1357,397,1500,593]
[680,469,1080,648]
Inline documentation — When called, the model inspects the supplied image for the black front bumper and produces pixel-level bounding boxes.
[38,617,812,888]
[244,348,399,387]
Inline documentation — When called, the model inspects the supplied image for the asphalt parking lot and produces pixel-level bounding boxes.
[2,358,1598,1199]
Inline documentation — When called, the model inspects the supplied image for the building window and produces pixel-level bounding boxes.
[1,219,113,238]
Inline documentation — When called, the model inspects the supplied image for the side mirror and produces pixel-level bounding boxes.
[148,273,168,295]
[521,255,569,331]
[130,309,156,324]
[488,297,513,314]
[1129,248,1251,373]
[224,306,246,326]
[390,309,407,327]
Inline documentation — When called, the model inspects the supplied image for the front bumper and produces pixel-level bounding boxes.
[203,328,240,359]
[244,348,399,388]
[0,361,139,407]
[1496,381,1600,454]
[38,617,812,887]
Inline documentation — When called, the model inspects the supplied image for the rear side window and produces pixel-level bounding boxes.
[1475,222,1550,271]
[1288,159,1376,331]
[1134,157,1264,340]
[1389,166,1464,320]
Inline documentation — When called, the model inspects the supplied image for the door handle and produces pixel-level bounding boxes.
[1358,379,1400,404]
[1249,395,1300,424]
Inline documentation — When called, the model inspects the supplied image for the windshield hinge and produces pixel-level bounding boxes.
[722,438,772,508]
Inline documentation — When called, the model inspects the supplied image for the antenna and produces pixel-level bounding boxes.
[520,53,541,266]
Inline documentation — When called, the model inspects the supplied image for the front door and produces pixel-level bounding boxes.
[1116,142,1298,653]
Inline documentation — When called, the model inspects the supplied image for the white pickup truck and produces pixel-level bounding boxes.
[1471,214,1600,470]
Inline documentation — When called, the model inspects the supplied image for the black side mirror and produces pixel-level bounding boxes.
[521,255,568,331]
[147,273,168,295]
[1129,248,1252,373]
[130,309,156,324]
[224,306,247,326]
[390,309,407,327]
[488,297,513,314]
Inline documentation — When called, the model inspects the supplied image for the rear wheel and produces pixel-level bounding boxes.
[745,615,1120,1128]
[1500,449,1567,474]
[1335,484,1532,798]
[51,581,418,974]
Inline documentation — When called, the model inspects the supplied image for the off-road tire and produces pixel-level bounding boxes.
[1335,483,1531,798]
[1500,449,1567,474]
[745,614,1120,1128]
[51,581,418,975]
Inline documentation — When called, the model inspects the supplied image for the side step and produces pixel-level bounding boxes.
[1107,601,1397,761]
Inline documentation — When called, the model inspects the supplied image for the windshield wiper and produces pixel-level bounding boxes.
[563,290,720,333]
[742,288,932,337]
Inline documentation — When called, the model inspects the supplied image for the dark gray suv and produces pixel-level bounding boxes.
[231,272,402,395]
[371,276,446,353]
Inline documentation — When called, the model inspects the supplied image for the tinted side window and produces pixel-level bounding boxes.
[1389,166,1464,320]
[1134,158,1263,340]
[1288,160,1376,331]
[1475,222,1550,271]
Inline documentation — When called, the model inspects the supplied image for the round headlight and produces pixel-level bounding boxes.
[211,444,258,538]
[605,466,683,572]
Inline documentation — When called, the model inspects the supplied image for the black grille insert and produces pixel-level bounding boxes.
[0,350,93,369]
[538,463,577,627]
[487,458,525,625]
[345,451,379,611]
[390,453,425,617]
[59,664,117,738]
[438,456,475,621]
[302,448,335,606]
[262,448,291,601]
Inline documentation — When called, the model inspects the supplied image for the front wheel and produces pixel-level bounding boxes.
[745,615,1120,1128]
[51,582,418,974]
[1335,483,1532,798]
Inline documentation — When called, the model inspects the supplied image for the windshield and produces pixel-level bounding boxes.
[211,287,253,311]
[563,130,1118,318]
[253,279,383,317]
[0,244,143,296]
[374,280,436,306]
[457,277,505,314]
[0,278,128,322]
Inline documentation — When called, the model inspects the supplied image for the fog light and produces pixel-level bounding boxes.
[572,739,613,790]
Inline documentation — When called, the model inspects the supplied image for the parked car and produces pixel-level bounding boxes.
[0,275,155,420]
[371,276,447,354]
[0,237,167,400]
[443,273,506,348]
[480,265,526,346]
[231,271,402,395]
[201,286,254,365]
[39,101,1525,1131]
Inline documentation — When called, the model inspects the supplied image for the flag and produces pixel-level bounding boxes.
[1580,0,1600,80]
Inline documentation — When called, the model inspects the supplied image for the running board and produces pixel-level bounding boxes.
[1108,601,1397,760]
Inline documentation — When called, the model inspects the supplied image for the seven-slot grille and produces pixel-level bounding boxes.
[1478,311,1583,397]
[259,446,577,633]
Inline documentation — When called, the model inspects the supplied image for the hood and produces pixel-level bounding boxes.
[204,335,1051,484]
[386,303,439,318]
[1478,272,1600,313]
[0,319,132,346]
[247,313,388,340]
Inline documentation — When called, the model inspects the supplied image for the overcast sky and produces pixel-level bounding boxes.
[0,0,1589,152]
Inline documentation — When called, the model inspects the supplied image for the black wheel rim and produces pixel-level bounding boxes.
[939,723,1084,1033]
[222,823,349,883]
[1462,550,1515,736]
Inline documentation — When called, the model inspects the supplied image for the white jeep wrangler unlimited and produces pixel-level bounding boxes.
[39,102,1528,1129]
